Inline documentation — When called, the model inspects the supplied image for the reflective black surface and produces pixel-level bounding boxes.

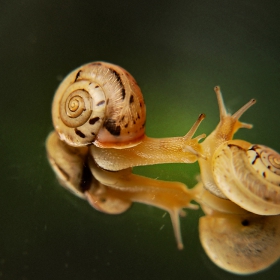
[1,1,280,279]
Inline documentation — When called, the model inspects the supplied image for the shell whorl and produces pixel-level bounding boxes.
[52,62,146,147]
[212,141,280,215]
[247,145,280,185]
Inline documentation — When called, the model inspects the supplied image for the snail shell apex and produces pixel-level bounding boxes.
[52,62,146,148]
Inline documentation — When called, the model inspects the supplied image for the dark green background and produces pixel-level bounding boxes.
[1,1,280,279]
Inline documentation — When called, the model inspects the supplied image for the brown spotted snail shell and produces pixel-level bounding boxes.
[52,62,146,148]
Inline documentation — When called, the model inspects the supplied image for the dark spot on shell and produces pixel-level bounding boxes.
[140,102,142,107]
[109,68,122,83]
[137,113,140,119]
[130,95,134,103]
[75,128,86,138]
[91,132,96,136]
[241,219,250,226]
[268,165,271,170]
[252,153,260,165]
[95,85,100,88]
[97,100,105,106]
[89,117,100,125]
[124,123,128,128]
[122,88,126,99]
[109,68,126,99]
[75,70,82,82]
[100,197,106,203]
[104,119,121,136]
[263,172,266,178]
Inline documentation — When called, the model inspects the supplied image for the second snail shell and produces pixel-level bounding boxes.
[212,139,280,215]
[52,62,146,148]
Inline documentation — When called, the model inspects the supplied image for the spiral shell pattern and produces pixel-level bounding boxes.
[212,141,280,215]
[247,145,280,184]
[52,62,146,147]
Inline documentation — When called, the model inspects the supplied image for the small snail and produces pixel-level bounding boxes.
[197,86,280,215]
[47,61,206,249]
[52,62,205,169]
[193,86,280,274]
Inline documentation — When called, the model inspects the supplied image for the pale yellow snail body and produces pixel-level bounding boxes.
[47,61,205,249]
[197,86,280,215]
[194,86,280,274]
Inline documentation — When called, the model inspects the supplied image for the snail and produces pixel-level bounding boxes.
[193,86,280,274]
[197,86,280,215]
[47,61,206,249]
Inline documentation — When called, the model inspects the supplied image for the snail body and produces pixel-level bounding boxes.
[47,61,205,249]
[52,61,204,170]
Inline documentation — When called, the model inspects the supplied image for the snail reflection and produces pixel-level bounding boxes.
[46,62,280,275]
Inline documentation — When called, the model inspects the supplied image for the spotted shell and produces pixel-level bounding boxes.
[212,139,280,215]
[52,62,146,148]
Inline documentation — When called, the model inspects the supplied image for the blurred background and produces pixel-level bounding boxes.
[1,0,280,279]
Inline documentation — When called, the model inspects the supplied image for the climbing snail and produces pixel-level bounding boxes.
[47,61,206,250]
[197,86,280,215]
[52,61,205,168]
[194,86,280,274]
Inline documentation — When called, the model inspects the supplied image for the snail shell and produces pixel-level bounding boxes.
[46,131,132,214]
[194,180,280,274]
[199,212,280,275]
[52,62,146,148]
[213,139,280,215]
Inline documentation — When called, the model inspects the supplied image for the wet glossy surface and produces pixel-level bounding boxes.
[1,1,280,279]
